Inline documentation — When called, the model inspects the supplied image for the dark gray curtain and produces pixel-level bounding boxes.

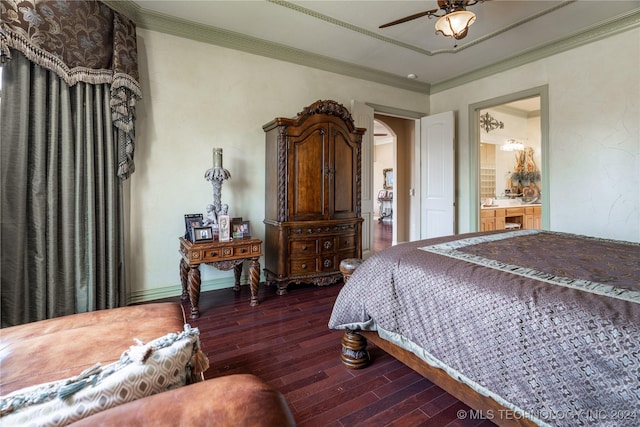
[1,51,126,327]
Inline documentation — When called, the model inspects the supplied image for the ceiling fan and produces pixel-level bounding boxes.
[379,0,486,40]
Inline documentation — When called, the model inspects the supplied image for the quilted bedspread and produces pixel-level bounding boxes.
[329,230,640,426]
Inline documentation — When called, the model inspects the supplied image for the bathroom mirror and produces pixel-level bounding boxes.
[383,168,393,190]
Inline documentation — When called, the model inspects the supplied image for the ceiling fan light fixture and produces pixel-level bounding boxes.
[435,10,476,40]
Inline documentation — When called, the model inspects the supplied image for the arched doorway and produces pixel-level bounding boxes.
[373,119,394,252]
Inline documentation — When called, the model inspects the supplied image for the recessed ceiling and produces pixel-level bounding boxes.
[123,1,640,92]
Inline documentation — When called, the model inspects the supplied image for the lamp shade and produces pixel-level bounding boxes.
[435,10,476,40]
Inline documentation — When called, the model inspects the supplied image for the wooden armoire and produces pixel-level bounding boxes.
[263,100,365,295]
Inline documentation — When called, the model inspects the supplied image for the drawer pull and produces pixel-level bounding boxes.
[239,248,246,253]
[210,251,217,257]
[301,263,307,269]
[302,245,308,251]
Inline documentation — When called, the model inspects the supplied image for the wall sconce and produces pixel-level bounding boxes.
[480,112,504,133]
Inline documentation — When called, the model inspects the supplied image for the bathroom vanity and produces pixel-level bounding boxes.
[480,202,541,231]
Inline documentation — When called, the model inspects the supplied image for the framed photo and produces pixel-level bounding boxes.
[377,189,387,200]
[231,217,244,239]
[387,190,393,200]
[184,213,203,241]
[231,217,243,230]
[218,215,231,242]
[232,219,250,238]
[383,168,393,190]
[193,226,214,242]
[241,220,251,237]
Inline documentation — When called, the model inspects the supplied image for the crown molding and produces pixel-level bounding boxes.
[103,0,429,93]
[104,1,639,95]
[431,9,640,93]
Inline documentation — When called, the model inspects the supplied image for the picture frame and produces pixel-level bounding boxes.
[383,168,394,190]
[241,220,251,237]
[232,220,251,238]
[231,217,243,230]
[193,226,214,242]
[218,215,231,242]
[377,189,388,200]
[184,213,203,241]
[231,217,244,239]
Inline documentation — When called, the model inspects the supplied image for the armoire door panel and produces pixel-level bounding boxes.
[332,129,356,219]
[289,128,326,220]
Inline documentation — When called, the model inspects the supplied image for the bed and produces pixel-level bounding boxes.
[328,230,639,427]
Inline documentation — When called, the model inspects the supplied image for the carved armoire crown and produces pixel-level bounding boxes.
[263,100,365,295]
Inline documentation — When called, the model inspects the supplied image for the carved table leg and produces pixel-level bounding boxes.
[180,258,189,301]
[249,257,260,306]
[340,329,370,369]
[187,266,202,319]
[276,282,288,296]
[233,262,243,292]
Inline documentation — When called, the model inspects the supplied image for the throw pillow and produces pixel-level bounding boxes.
[0,324,208,427]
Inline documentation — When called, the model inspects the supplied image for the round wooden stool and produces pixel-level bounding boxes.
[339,258,363,283]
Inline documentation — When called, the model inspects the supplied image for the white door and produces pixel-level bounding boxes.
[420,111,455,238]
[350,100,374,259]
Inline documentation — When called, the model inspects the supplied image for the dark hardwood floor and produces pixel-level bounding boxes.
[163,278,495,427]
[373,220,393,253]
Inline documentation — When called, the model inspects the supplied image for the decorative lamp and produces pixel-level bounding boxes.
[435,10,476,40]
[379,1,485,42]
[204,147,231,223]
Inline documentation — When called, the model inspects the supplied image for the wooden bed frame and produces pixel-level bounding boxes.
[341,330,537,427]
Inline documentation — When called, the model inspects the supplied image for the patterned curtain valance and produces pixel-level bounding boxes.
[0,0,142,179]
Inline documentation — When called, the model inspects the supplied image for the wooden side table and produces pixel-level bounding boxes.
[179,237,263,319]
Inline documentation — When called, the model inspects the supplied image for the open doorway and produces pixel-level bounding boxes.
[372,114,415,250]
[470,86,549,231]
[351,100,428,255]
[373,119,394,252]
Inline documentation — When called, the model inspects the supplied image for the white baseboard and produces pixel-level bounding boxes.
[127,274,263,305]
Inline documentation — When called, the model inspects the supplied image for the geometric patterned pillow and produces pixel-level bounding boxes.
[0,324,209,427]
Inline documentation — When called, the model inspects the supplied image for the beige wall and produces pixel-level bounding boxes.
[129,26,639,302]
[375,115,415,243]
[430,28,639,241]
[129,28,428,302]
[373,143,392,202]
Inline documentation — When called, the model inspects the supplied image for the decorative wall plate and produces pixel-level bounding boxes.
[522,185,540,203]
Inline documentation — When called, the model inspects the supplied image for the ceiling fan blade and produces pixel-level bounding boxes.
[379,9,438,28]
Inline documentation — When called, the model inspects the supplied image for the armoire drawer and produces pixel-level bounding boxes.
[290,239,318,256]
[338,235,355,250]
[289,257,318,275]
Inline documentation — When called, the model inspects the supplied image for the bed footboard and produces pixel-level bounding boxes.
[343,330,536,427]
